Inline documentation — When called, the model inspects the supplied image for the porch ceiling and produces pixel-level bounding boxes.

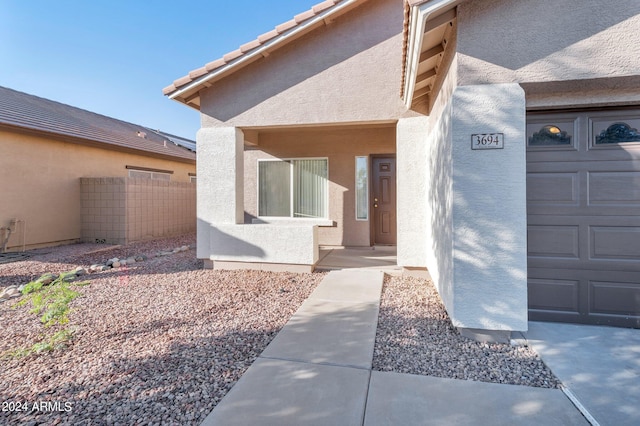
[241,122,397,147]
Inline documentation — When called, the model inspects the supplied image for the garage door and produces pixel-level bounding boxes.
[527,109,640,327]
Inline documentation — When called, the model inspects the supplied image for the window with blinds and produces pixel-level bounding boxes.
[258,158,328,218]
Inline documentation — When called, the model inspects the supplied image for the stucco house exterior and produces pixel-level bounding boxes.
[0,86,196,252]
[164,0,640,339]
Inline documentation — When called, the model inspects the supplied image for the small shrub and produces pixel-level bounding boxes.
[2,271,89,358]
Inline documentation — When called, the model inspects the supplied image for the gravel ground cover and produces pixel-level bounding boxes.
[0,234,324,425]
[373,275,560,389]
[2,237,559,424]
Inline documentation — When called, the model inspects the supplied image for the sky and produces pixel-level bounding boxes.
[0,0,322,140]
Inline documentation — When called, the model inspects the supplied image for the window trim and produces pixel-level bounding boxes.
[126,165,173,181]
[355,156,369,221]
[257,157,329,219]
[127,169,171,181]
[125,165,173,174]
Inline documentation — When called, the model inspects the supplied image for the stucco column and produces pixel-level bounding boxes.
[396,116,429,268]
[196,127,244,259]
[450,83,528,338]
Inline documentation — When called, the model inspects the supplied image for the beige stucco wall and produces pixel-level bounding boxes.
[243,126,396,247]
[449,83,528,332]
[200,0,413,128]
[423,55,456,312]
[456,0,640,107]
[196,127,320,268]
[0,130,195,251]
[396,116,429,267]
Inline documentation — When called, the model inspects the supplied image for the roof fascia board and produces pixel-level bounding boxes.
[403,0,458,108]
[168,0,362,102]
[0,122,196,165]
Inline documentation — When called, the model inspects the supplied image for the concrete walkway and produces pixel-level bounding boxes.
[201,270,587,426]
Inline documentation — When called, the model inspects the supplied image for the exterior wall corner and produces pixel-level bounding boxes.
[196,127,245,259]
[450,82,528,331]
[397,116,430,267]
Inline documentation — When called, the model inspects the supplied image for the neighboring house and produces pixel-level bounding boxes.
[164,0,640,338]
[0,86,196,251]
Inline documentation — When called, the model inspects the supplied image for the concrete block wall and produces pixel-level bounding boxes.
[80,177,127,245]
[81,178,196,244]
[126,178,196,242]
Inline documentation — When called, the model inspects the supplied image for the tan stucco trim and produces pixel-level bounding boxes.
[522,76,640,111]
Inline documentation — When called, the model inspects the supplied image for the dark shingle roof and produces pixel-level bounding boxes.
[0,86,196,163]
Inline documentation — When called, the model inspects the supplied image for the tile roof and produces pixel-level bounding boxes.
[163,0,351,99]
[0,86,196,163]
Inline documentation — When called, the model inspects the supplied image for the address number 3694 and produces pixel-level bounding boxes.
[471,133,504,150]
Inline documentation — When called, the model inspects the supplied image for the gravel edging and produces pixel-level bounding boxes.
[0,235,325,425]
[373,275,560,389]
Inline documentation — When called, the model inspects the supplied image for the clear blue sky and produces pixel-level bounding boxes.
[0,0,321,140]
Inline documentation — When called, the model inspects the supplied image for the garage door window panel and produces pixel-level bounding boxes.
[595,122,640,145]
[590,116,640,150]
[526,117,579,153]
[529,124,572,146]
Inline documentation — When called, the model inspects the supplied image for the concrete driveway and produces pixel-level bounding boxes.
[526,321,640,426]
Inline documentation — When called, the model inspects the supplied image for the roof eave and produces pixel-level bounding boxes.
[167,0,365,109]
[403,0,460,108]
[0,122,196,165]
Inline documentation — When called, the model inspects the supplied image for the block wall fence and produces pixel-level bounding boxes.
[80,177,196,245]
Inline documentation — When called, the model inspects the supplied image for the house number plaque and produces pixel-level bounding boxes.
[471,133,504,150]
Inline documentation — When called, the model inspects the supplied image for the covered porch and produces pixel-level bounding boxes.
[316,245,401,274]
[197,122,421,273]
